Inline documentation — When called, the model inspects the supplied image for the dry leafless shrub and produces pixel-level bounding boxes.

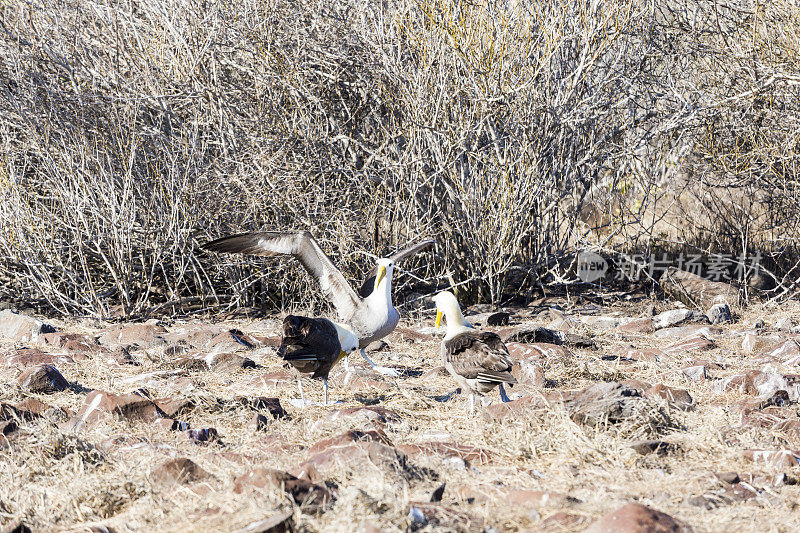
[2,0,799,317]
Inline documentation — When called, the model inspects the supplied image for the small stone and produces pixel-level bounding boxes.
[17,364,69,393]
[234,467,332,510]
[251,413,270,431]
[366,340,389,352]
[652,308,708,330]
[584,503,690,533]
[706,303,733,324]
[206,353,256,371]
[186,428,219,443]
[151,457,211,485]
[681,365,707,382]
[502,325,563,344]
[644,384,694,411]
[487,312,510,326]
[630,440,677,455]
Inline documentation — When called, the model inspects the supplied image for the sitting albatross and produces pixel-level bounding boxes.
[202,230,434,376]
[278,315,358,405]
[431,291,516,413]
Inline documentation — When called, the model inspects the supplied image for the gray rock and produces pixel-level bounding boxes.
[681,365,707,382]
[0,309,56,342]
[706,303,733,324]
[659,266,741,309]
[503,325,563,344]
[774,317,794,332]
[653,309,708,330]
[565,382,649,426]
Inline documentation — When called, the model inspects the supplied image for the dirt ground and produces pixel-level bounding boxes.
[2,295,800,532]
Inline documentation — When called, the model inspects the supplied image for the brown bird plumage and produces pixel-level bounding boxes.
[442,330,517,394]
[432,291,516,411]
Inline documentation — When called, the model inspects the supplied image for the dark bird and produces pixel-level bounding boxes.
[278,314,358,405]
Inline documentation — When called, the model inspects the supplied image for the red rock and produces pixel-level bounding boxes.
[538,511,592,531]
[233,467,331,510]
[618,318,656,334]
[0,309,56,342]
[97,323,167,349]
[398,442,493,465]
[613,347,664,362]
[687,482,758,509]
[758,340,800,362]
[308,429,392,454]
[17,364,69,393]
[343,373,392,392]
[660,266,740,309]
[743,449,800,468]
[421,366,449,378]
[506,342,572,362]
[2,348,74,367]
[511,358,545,388]
[247,370,296,391]
[151,457,211,485]
[621,379,652,392]
[62,390,167,431]
[153,397,194,418]
[644,384,694,411]
[715,370,767,395]
[301,441,420,479]
[584,502,691,532]
[41,332,100,354]
[662,335,715,356]
[565,383,649,425]
[391,327,433,342]
[14,398,52,418]
[484,392,570,421]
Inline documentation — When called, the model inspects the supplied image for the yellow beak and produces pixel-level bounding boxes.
[375,265,387,289]
[435,310,442,329]
[333,350,348,367]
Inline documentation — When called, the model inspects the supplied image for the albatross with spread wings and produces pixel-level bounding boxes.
[202,230,434,376]
[432,291,516,413]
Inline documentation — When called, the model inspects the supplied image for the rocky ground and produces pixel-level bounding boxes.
[2,293,800,532]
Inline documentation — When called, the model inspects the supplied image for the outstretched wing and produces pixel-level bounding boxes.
[203,231,361,320]
[443,331,516,383]
[358,239,435,298]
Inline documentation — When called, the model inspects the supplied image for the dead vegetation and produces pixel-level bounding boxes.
[2,0,800,317]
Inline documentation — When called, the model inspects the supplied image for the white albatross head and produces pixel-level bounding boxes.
[373,258,395,291]
[431,290,473,338]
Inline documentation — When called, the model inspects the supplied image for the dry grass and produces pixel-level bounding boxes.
[2,298,800,531]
